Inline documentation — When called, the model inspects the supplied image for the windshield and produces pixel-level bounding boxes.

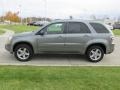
[34,23,49,34]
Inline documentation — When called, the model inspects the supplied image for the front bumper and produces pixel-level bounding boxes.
[5,44,13,53]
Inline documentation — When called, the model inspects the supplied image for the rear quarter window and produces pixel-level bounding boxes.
[90,23,109,33]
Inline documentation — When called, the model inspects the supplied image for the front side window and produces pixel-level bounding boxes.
[47,23,64,34]
[90,23,109,33]
[67,22,91,34]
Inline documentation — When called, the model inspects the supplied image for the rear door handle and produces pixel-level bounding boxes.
[58,36,63,38]
[83,35,92,39]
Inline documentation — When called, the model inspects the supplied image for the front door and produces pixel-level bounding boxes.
[37,22,66,52]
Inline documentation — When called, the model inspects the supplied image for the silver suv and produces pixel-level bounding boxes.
[5,20,115,62]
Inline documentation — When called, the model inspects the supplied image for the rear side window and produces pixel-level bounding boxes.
[68,22,91,34]
[90,23,109,33]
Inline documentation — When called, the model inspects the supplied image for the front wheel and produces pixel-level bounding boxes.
[86,46,104,62]
[14,44,33,62]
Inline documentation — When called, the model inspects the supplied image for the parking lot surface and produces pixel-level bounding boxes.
[0,35,120,66]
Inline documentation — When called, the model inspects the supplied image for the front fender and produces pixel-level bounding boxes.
[11,36,37,53]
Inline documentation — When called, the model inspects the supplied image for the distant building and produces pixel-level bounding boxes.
[93,19,115,25]
[104,19,115,25]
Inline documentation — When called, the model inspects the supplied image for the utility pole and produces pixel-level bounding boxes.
[2,0,5,23]
[43,0,47,23]
[19,4,22,24]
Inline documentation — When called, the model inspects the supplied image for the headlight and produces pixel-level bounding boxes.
[6,36,13,44]
[8,36,13,41]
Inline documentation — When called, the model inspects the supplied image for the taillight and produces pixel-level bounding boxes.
[111,36,115,44]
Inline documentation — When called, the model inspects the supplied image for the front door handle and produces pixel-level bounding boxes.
[83,35,90,37]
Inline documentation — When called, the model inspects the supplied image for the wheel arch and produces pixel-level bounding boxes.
[13,41,34,53]
[85,43,106,54]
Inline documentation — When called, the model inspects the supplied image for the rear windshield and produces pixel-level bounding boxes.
[90,23,109,33]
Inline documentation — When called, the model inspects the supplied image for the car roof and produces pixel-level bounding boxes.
[51,19,102,23]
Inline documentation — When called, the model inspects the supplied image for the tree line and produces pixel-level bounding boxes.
[0,11,51,23]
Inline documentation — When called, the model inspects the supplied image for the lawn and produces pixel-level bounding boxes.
[0,29,5,35]
[0,24,120,36]
[113,29,120,36]
[0,66,120,90]
[0,25,40,33]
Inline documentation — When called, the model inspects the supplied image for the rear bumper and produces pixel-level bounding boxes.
[106,44,115,54]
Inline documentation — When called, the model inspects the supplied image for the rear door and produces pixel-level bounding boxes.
[65,22,92,53]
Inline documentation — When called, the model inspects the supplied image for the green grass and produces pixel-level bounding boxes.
[0,25,40,33]
[1,25,120,36]
[0,29,5,35]
[0,66,120,90]
[113,29,120,36]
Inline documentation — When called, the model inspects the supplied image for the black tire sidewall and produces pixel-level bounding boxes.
[14,44,33,62]
[86,46,104,62]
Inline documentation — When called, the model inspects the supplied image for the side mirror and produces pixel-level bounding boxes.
[40,30,45,35]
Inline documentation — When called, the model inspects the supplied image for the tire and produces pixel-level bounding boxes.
[86,46,104,62]
[14,44,33,62]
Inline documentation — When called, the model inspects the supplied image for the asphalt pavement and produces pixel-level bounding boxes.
[0,30,120,66]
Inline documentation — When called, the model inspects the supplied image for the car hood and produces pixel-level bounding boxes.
[13,31,34,37]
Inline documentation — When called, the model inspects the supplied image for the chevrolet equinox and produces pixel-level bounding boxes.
[5,20,115,62]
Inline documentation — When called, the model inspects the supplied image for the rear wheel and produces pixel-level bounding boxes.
[86,46,104,62]
[14,44,33,62]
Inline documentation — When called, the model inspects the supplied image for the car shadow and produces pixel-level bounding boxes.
[32,54,88,62]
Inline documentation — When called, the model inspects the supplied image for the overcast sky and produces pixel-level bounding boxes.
[0,0,120,19]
